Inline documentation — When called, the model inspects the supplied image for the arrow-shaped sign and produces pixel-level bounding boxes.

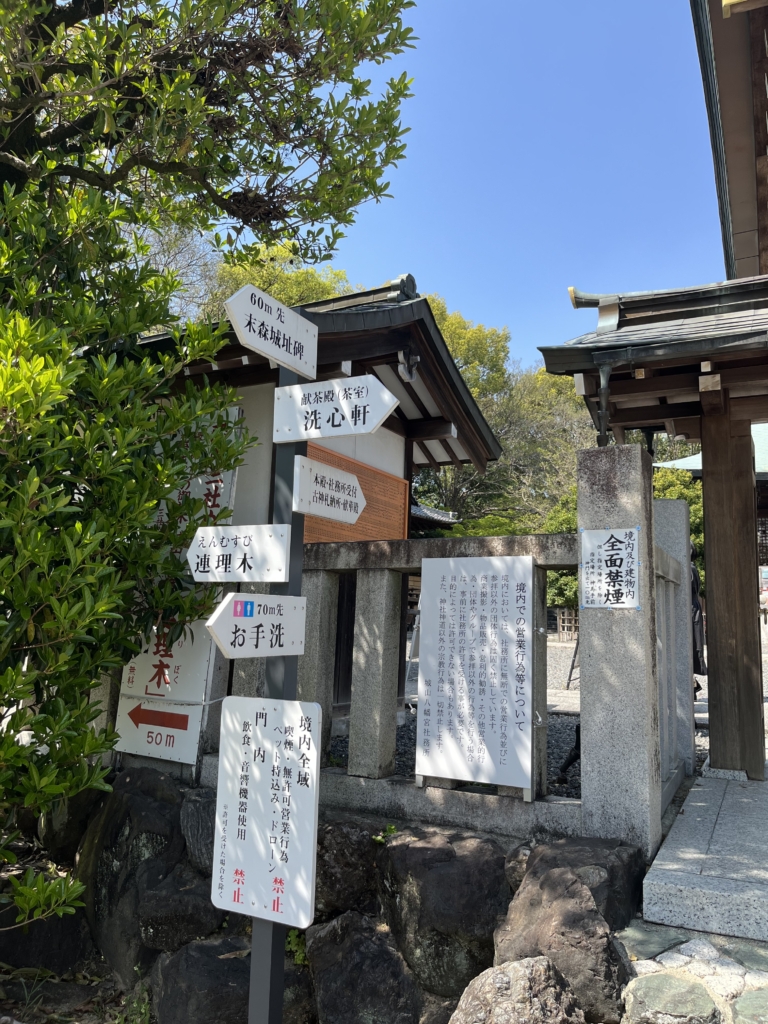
[127,703,190,732]
[273,374,399,443]
[224,284,318,379]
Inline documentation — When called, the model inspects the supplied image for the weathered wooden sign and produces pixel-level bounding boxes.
[187,525,290,583]
[225,284,318,380]
[206,592,306,660]
[580,527,641,610]
[115,621,216,763]
[415,556,534,789]
[211,696,321,929]
[272,374,399,442]
[292,455,366,524]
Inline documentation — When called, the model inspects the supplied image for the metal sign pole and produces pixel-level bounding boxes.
[249,366,307,1024]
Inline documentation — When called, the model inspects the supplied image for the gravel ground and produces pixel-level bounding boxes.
[330,710,582,798]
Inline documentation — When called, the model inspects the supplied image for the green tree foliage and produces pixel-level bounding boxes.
[0,0,416,928]
[0,0,414,258]
[427,295,510,401]
[203,243,357,317]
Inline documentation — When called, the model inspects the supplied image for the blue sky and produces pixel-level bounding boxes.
[332,0,725,367]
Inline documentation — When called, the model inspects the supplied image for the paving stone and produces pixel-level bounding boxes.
[717,939,768,975]
[745,972,768,990]
[677,940,721,961]
[623,973,721,1024]
[634,961,665,976]
[616,921,693,962]
[705,973,745,1001]
[734,988,768,1024]
[656,951,692,968]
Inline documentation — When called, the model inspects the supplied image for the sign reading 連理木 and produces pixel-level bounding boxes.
[580,528,640,610]
[273,374,399,442]
[415,556,534,789]
[224,284,318,380]
[212,696,321,929]
[187,525,290,583]
[292,455,366,525]
[206,591,306,660]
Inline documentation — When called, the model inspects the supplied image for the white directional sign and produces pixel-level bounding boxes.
[292,455,366,524]
[224,285,318,380]
[187,525,290,583]
[212,696,321,928]
[115,620,216,764]
[273,374,399,443]
[206,592,306,660]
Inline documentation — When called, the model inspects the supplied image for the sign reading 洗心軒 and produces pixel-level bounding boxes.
[580,528,641,610]
[224,284,318,380]
[115,620,216,763]
[187,525,290,583]
[292,455,366,525]
[273,374,399,442]
[415,556,534,789]
[212,696,321,929]
[206,592,306,660]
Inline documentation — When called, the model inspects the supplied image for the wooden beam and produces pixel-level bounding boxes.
[668,416,702,440]
[611,401,701,426]
[609,363,768,402]
[405,418,458,441]
[730,394,768,421]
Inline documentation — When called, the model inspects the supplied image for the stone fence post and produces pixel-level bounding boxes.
[297,569,339,766]
[578,445,662,858]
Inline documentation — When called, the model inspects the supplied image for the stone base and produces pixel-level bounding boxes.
[701,756,748,781]
[644,870,768,941]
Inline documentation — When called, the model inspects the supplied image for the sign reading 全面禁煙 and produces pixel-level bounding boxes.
[212,696,321,929]
[415,556,534,790]
[580,528,641,610]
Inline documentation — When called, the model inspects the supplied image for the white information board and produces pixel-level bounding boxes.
[115,621,215,763]
[212,696,321,929]
[292,455,366,524]
[273,374,398,442]
[415,556,534,788]
[187,525,290,583]
[580,528,641,610]
[224,285,318,380]
[206,592,306,659]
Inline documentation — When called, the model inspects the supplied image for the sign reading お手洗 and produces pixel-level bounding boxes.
[415,556,534,790]
[224,285,318,379]
[580,528,640,609]
[212,696,321,929]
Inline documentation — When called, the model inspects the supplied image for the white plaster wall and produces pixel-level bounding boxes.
[314,429,405,478]
[232,383,275,526]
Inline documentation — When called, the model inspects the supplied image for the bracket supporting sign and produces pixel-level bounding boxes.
[225,284,318,380]
[187,525,290,583]
[273,374,399,442]
[206,592,306,660]
[292,455,366,524]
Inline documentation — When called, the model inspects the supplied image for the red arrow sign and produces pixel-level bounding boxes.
[128,703,189,732]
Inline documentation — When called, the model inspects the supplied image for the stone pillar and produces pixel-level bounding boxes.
[90,667,121,765]
[347,569,402,778]
[654,498,695,776]
[578,445,662,858]
[297,570,339,766]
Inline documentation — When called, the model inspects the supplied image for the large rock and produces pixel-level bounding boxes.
[505,842,535,894]
[378,828,510,997]
[306,910,422,1024]
[284,961,318,1024]
[494,866,627,1023]
[623,974,720,1024]
[449,956,585,1024]
[524,838,645,931]
[76,767,186,989]
[138,861,224,951]
[0,905,92,974]
[151,935,250,1024]
[734,989,768,1024]
[39,786,107,863]
[315,817,378,922]
[180,788,216,876]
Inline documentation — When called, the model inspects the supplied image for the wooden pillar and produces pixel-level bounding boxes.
[701,408,765,780]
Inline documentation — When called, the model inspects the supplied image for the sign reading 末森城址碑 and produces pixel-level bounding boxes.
[415,556,534,789]
[187,525,290,583]
[272,374,399,442]
[211,696,321,929]
[224,285,318,379]
[292,455,366,524]
[580,528,641,610]
[206,592,306,660]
